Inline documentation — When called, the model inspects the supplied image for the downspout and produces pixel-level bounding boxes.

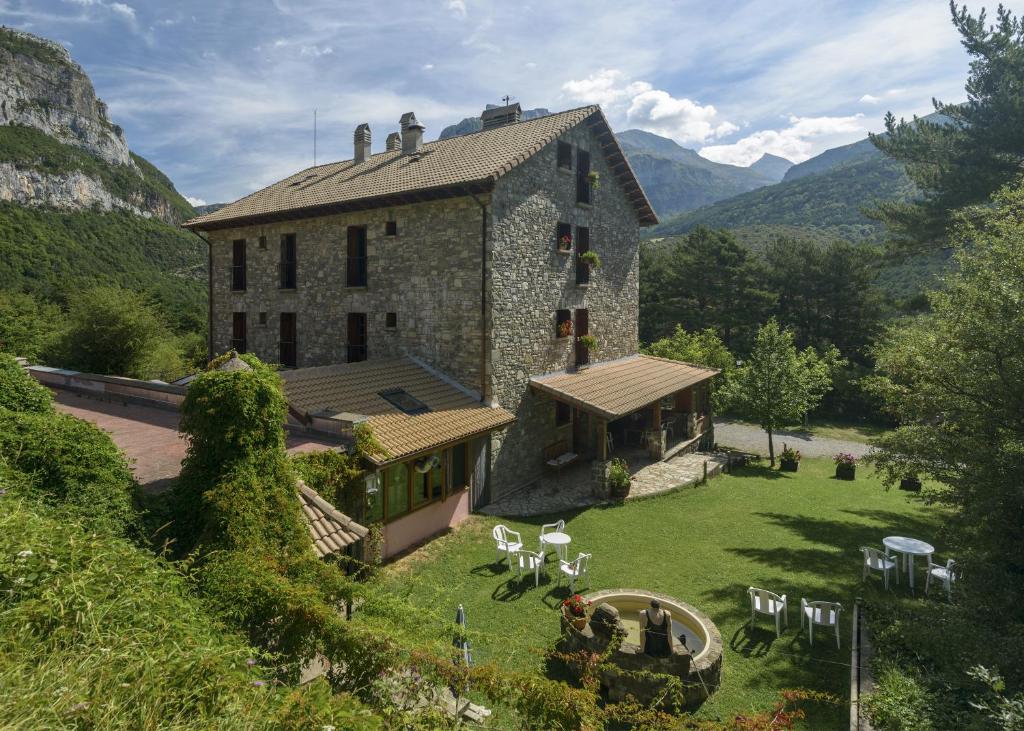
[469,192,490,406]
[186,228,214,364]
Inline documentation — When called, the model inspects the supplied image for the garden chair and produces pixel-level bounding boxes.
[800,599,843,648]
[558,552,591,593]
[538,520,565,557]
[492,524,522,567]
[511,548,546,587]
[861,546,899,590]
[747,587,788,637]
[926,558,956,600]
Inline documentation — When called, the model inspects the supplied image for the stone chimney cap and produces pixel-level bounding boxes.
[354,123,371,139]
[385,132,402,151]
[400,112,425,131]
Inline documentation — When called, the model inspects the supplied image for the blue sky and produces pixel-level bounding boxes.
[0,0,984,204]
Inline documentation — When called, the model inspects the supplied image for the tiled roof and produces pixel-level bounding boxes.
[298,479,369,559]
[281,358,514,463]
[529,355,719,420]
[184,106,657,230]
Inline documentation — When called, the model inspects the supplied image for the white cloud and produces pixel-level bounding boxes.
[446,0,466,19]
[860,88,906,105]
[299,44,332,57]
[422,63,434,71]
[108,2,134,21]
[699,114,866,166]
[185,195,207,206]
[859,94,881,104]
[562,69,736,144]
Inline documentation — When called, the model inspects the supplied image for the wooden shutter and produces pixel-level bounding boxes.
[574,308,589,366]
[231,312,246,353]
[280,234,297,289]
[346,227,367,287]
[347,312,367,362]
[575,226,591,285]
[576,150,591,204]
[279,313,296,367]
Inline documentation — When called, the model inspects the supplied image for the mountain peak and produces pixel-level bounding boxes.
[749,153,794,182]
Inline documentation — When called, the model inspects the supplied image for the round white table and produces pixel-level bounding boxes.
[540,531,571,562]
[883,536,934,590]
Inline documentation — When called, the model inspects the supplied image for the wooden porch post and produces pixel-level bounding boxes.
[598,418,608,461]
[651,401,662,430]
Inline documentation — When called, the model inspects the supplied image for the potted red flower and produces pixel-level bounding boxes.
[558,319,574,338]
[834,452,857,480]
[558,233,573,252]
[562,594,591,631]
[779,444,801,472]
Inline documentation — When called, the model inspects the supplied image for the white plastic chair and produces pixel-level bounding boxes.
[926,558,956,599]
[861,546,899,590]
[511,548,545,587]
[801,599,843,648]
[538,520,565,558]
[558,552,591,593]
[747,587,788,637]
[492,524,522,566]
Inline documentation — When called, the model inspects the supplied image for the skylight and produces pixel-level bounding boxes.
[378,388,430,415]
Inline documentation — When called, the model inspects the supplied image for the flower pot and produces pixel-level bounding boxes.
[836,464,856,481]
[562,608,588,631]
[780,458,799,472]
[899,477,922,492]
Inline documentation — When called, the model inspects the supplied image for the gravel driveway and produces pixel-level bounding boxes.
[713,417,874,459]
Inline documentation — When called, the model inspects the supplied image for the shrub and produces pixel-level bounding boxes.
[0,409,139,537]
[578,334,598,352]
[780,445,801,462]
[291,450,366,519]
[607,457,631,494]
[865,662,936,731]
[0,354,52,414]
[0,494,380,730]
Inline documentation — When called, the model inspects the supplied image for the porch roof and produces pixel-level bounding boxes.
[529,354,718,421]
[298,479,369,558]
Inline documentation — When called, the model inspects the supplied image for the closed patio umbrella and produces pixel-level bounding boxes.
[453,604,472,667]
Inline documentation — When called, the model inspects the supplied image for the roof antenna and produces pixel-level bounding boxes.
[501,95,514,106]
[313,108,317,167]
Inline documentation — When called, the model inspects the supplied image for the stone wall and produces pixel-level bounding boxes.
[208,196,486,394]
[487,122,641,498]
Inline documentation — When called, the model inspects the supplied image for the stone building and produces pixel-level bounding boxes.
[185,104,716,556]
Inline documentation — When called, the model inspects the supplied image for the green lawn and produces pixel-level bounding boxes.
[384,458,944,728]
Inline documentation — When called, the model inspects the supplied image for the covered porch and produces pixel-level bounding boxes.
[529,355,718,495]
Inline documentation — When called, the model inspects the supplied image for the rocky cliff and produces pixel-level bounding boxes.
[0,27,192,224]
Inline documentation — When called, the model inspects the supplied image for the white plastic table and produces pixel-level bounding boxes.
[883,536,934,589]
[540,531,571,562]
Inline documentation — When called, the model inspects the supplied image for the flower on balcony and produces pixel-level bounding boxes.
[559,233,573,251]
[558,319,574,338]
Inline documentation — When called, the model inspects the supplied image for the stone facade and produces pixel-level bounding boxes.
[487,122,640,498]
[207,116,643,504]
[207,196,487,395]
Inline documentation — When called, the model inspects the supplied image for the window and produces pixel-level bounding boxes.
[575,308,589,366]
[385,312,397,329]
[379,388,429,415]
[386,463,409,519]
[346,226,368,287]
[555,309,572,338]
[385,220,397,236]
[413,452,443,507]
[576,149,592,204]
[451,442,468,490]
[258,235,267,249]
[575,226,591,285]
[231,239,246,291]
[259,311,267,325]
[555,401,571,427]
[231,312,247,353]
[557,141,573,170]
[556,222,572,252]
[365,473,383,523]
[279,312,297,368]
[347,312,367,363]
[280,233,297,289]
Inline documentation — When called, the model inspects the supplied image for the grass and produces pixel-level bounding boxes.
[384,457,944,729]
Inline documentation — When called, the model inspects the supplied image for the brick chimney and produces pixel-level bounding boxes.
[385,132,402,152]
[354,123,371,164]
[399,112,425,154]
[481,103,522,130]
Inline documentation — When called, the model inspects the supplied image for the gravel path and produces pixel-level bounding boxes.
[713,418,873,459]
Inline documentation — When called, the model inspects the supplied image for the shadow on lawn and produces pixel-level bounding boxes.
[753,511,937,554]
[727,546,852,577]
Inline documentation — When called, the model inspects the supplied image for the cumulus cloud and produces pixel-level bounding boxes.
[859,94,881,104]
[446,0,466,19]
[185,195,207,207]
[859,88,906,105]
[63,0,136,24]
[699,114,866,166]
[562,69,736,145]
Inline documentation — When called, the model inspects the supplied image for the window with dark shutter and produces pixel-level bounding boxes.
[279,234,297,289]
[557,141,573,170]
[259,311,267,325]
[231,239,246,291]
[576,149,592,204]
[555,309,572,338]
[385,312,397,328]
[575,226,591,285]
[347,312,367,362]
[574,308,589,366]
[231,312,247,353]
[279,313,297,367]
[346,226,368,287]
[555,401,571,427]
[556,222,572,252]
[385,220,397,236]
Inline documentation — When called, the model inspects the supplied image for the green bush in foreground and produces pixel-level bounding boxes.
[0,353,52,413]
[0,493,380,730]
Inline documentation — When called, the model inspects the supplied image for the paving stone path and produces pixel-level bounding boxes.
[712,418,873,459]
[481,452,731,518]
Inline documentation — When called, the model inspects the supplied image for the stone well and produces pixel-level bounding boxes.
[555,589,723,709]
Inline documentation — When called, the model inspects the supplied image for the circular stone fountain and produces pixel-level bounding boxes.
[555,589,723,709]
